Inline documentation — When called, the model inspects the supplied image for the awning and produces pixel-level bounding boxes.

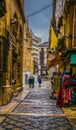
[50,24,58,49]
[70,52,76,67]
[48,56,61,67]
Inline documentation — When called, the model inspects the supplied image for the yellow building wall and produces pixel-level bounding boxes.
[65,6,73,48]
[24,44,33,73]
[0,0,10,36]
[23,39,34,74]
[6,0,10,31]
[0,16,6,36]
[50,26,58,49]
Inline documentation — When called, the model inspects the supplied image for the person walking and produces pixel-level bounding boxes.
[28,76,32,88]
[28,76,34,88]
[31,76,34,88]
[38,76,42,87]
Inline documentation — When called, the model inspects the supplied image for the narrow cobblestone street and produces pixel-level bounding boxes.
[0,81,73,130]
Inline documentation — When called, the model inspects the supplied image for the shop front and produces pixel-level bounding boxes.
[70,51,76,104]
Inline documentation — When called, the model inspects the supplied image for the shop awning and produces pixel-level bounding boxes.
[48,56,61,67]
[70,52,76,67]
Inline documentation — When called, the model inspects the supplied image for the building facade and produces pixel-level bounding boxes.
[49,0,76,76]
[23,23,34,84]
[0,0,25,105]
[10,0,25,95]
[32,33,41,75]
[55,0,76,73]
[0,0,8,105]
[38,42,49,77]
[48,0,59,77]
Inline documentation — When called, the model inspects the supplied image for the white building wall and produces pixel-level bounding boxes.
[31,33,41,80]
[38,42,49,76]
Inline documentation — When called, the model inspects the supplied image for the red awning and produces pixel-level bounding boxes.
[49,56,61,67]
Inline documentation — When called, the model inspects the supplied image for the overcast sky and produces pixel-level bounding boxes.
[24,0,52,43]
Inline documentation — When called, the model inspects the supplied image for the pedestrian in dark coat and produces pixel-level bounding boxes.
[38,76,42,87]
[31,76,34,88]
[28,76,32,88]
[28,76,34,88]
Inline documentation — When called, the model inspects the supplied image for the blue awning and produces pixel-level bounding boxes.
[70,52,76,67]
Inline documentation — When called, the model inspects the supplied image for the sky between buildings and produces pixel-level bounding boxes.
[24,0,53,43]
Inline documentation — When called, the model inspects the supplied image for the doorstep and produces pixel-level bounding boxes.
[62,106,76,129]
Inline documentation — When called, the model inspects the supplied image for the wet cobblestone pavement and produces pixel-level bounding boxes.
[0,115,73,130]
[0,82,73,130]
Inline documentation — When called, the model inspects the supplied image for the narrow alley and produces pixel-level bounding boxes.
[0,81,73,130]
[0,0,76,129]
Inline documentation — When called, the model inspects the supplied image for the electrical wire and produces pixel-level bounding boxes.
[26,3,52,18]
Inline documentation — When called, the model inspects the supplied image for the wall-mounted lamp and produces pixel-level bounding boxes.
[11,18,18,24]
[65,34,72,49]
[65,34,72,39]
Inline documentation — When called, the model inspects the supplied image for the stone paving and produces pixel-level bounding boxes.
[0,81,73,130]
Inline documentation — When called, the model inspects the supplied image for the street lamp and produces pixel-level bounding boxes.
[11,18,17,24]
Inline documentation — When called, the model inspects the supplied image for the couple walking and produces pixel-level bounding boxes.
[28,75,42,88]
[28,76,34,88]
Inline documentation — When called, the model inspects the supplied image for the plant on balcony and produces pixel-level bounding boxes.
[56,36,65,52]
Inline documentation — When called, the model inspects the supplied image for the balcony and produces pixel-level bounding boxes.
[32,45,39,50]
[33,50,39,55]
